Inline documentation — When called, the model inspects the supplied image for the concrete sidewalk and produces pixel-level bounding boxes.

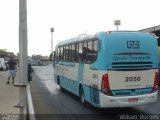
[0,70,20,115]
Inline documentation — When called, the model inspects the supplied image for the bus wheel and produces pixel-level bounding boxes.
[59,79,64,91]
[60,86,65,91]
[80,87,85,106]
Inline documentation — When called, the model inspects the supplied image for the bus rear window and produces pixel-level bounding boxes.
[82,39,98,63]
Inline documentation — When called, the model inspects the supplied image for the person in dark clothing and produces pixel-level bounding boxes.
[28,63,34,82]
[7,57,16,84]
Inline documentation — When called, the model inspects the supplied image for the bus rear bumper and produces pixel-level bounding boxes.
[99,92,158,108]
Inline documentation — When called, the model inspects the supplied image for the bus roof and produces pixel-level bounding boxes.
[56,31,154,47]
[56,34,97,47]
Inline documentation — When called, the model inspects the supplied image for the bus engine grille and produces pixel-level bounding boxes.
[112,62,153,69]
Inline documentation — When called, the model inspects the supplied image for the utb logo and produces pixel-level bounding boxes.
[127,41,140,49]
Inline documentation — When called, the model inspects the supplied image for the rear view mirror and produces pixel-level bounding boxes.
[50,51,56,67]
[50,51,55,61]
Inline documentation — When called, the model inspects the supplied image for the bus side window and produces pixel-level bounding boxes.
[56,48,59,61]
[86,41,93,63]
[68,45,72,61]
[71,44,76,61]
[59,46,63,61]
[63,46,65,61]
[75,43,79,62]
[79,43,83,62]
[92,40,98,62]
[83,42,88,62]
[65,45,69,61]
[84,40,98,64]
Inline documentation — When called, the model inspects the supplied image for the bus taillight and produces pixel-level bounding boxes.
[106,31,112,35]
[150,32,155,36]
[102,74,112,96]
[152,71,158,93]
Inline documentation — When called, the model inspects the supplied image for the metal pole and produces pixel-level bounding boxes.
[19,0,28,119]
[50,27,54,53]
[114,20,120,31]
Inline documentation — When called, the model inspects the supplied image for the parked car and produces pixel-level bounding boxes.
[0,58,7,71]
[30,60,43,66]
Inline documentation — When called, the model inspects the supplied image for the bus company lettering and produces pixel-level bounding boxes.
[113,55,151,61]
[127,41,140,49]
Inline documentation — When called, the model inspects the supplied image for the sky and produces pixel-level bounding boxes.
[0,0,160,56]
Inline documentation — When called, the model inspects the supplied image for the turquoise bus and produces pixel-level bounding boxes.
[52,31,158,108]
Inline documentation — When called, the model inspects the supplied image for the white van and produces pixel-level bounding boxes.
[0,58,7,71]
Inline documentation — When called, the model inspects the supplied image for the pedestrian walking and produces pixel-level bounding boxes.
[6,57,17,84]
[28,63,34,82]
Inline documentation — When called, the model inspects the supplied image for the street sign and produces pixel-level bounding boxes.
[114,20,121,26]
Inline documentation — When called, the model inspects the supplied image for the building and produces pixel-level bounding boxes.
[139,25,160,63]
[0,49,15,61]
[139,25,160,45]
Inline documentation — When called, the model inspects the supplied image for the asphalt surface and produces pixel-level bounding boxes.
[30,66,160,120]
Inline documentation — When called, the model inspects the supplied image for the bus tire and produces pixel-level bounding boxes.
[60,86,65,91]
[58,77,65,91]
[57,76,60,85]
[80,87,86,106]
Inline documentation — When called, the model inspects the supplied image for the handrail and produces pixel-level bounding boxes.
[27,84,36,120]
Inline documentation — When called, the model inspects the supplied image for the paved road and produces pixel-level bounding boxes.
[30,66,160,120]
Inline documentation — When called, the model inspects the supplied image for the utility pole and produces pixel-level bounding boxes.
[50,27,54,53]
[16,0,28,119]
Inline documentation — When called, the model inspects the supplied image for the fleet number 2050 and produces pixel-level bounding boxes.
[125,76,141,82]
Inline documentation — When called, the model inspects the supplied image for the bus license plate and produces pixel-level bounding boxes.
[128,98,138,102]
